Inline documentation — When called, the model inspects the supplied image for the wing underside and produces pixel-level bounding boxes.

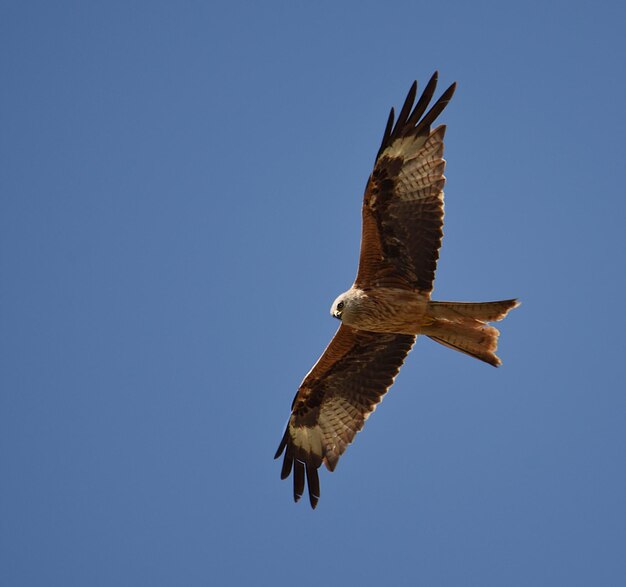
[355,73,456,292]
[276,74,457,508]
[275,325,415,508]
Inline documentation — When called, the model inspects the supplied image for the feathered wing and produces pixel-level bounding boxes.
[275,325,415,508]
[355,72,456,292]
[275,74,456,508]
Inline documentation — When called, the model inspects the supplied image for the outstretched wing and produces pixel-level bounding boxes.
[275,325,415,508]
[355,72,456,292]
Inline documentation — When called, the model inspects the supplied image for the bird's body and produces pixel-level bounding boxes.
[332,286,430,334]
[275,73,519,508]
[333,286,517,364]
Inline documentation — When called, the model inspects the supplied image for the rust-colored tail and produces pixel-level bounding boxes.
[422,299,519,367]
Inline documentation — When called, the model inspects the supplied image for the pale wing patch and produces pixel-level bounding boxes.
[396,127,447,200]
[413,125,446,159]
[399,160,445,189]
[290,424,324,463]
[381,133,428,160]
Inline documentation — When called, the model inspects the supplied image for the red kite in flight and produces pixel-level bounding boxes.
[275,73,519,508]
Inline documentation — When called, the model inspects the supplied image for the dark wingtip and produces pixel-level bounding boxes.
[414,80,457,135]
[306,464,320,509]
[275,426,322,509]
[376,72,456,160]
[293,460,305,503]
[405,72,439,129]
[376,106,396,160]
[274,429,288,459]
[280,449,293,480]
[395,80,418,131]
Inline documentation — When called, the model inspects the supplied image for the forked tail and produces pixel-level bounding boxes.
[422,299,520,367]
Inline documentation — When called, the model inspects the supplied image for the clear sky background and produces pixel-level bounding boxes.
[2,1,625,586]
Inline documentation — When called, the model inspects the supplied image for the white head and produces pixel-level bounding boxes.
[330,288,364,323]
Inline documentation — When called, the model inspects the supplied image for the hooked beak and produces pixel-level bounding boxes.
[332,311,342,320]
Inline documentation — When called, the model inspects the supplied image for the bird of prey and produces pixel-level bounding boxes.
[275,73,519,509]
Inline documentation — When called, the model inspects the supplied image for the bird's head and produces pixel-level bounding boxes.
[331,293,348,320]
[330,288,364,323]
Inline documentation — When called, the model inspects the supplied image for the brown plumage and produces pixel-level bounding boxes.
[275,73,519,508]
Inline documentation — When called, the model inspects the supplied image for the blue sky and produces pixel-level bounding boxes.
[2,1,625,585]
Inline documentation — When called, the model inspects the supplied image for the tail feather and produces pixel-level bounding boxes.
[423,299,519,367]
[428,299,519,322]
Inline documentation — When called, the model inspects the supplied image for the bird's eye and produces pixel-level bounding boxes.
[337,301,345,311]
